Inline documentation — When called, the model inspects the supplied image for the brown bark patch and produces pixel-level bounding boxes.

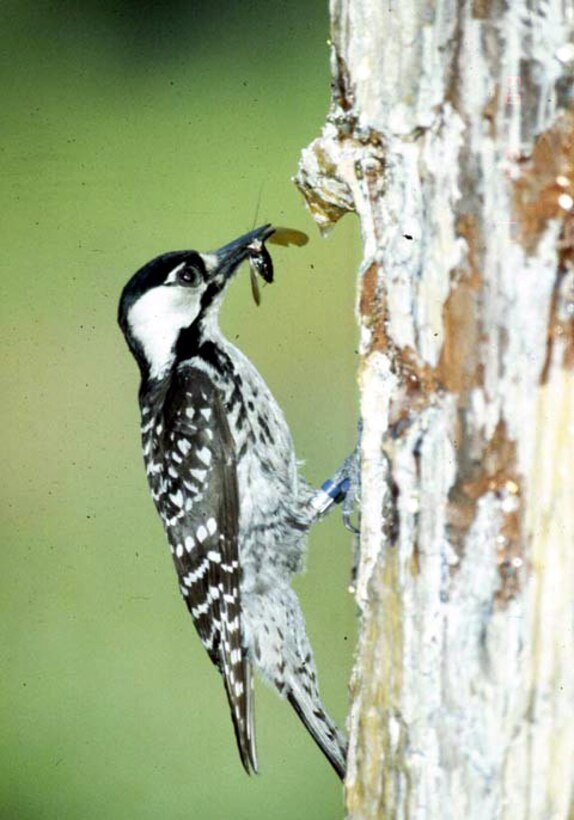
[447,420,525,605]
[385,346,441,433]
[360,261,389,354]
[541,220,574,380]
[331,49,355,114]
[512,113,574,378]
[512,111,574,255]
[437,214,484,393]
[394,346,440,400]
[471,0,491,19]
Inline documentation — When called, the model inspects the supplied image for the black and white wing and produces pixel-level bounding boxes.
[155,366,257,774]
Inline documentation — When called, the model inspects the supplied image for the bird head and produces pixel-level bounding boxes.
[118,224,274,381]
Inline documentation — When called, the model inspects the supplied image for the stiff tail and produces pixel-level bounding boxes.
[223,655,258,775]
[287,685,347,780]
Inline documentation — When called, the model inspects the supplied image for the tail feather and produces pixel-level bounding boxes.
[244,657,258,771]
[287,686,347,780]
[223,656,258,775]
[240,586,346,778]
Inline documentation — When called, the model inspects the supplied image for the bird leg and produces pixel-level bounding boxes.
[309,421,362,533]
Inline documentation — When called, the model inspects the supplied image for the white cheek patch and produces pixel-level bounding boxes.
[128,286,201,379]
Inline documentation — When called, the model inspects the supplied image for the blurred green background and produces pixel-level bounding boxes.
[1,2,359,817]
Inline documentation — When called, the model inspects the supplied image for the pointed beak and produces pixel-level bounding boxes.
[212,224,275,279]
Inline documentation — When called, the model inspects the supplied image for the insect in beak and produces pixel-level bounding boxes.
[246,227,308,306]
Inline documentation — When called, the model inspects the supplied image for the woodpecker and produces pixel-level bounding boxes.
[118,224,349,779]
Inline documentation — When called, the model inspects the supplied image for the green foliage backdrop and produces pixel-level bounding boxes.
[1,3,359,817]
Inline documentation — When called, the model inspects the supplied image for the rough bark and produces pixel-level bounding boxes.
[296,2,574,818]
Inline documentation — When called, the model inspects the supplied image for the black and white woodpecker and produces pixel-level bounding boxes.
[118,224,353,779]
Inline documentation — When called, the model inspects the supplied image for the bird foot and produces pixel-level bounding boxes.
[310,421,362,533]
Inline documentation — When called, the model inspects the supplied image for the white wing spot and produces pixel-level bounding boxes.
[206,517,217,536]
[200,408,212,421]
[196,525,208,543]
[189,561,208,583]
[184,536,195,553]
[207,550,221,563]
[196,447,212,467]
[175,543,184,558]
[190,468,208,483]
[169,490,183,508]
[227,616,240,634]
[182,563,207,588]
[177,439,191,455]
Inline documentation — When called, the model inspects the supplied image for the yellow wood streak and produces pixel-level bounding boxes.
[523,367,574,819]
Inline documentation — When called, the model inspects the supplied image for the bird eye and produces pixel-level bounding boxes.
[178,265,201,286]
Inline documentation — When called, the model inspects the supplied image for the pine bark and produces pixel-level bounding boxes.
[296,2,574,818]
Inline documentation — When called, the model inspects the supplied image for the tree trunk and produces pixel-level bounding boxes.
[296,2,574,818]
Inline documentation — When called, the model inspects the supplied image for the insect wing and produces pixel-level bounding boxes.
[268,227,309,247]
[249,260,262,306]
